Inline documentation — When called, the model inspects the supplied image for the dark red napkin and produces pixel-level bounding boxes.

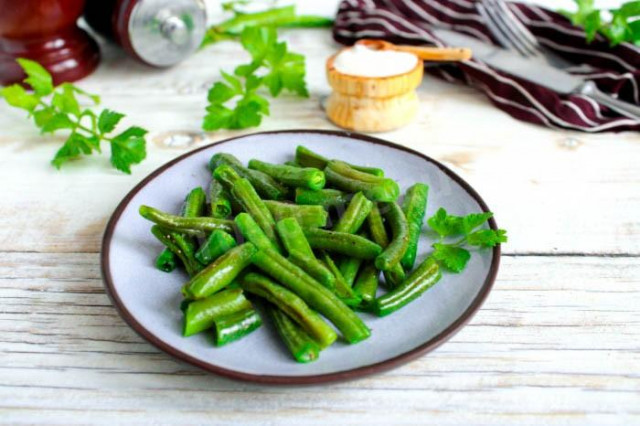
[333,0,640,132]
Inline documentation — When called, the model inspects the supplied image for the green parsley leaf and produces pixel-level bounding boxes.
[110,126,148,174]
[427,208,463,237]
[467,229,508,247]
[34,108,74,133]
[98,109,125,134]
[207,82,238,104]
[241,26,277,62]
[52,83,81,116]
[431,243,471,273]
[16,58,53,96]
[52,133,100,168]
[462,212,493,234]
[0,84,40,111]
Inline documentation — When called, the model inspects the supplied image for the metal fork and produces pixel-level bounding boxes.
[477,0,575,69]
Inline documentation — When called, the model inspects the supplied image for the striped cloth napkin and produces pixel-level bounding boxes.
[333,0,640,132]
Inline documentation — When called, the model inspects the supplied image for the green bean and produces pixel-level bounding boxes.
[303,228,382,259]
[213,308,262,346]
[155,248,177,273]
[295,188,351,209]
[181,187,206,217]
[235,212,282,254]
[267,304,320,363]
[324,161,399,202]
[140,205,234,236]
[366,204,405,287]
[251,247,371,343]
[276,218,335,289]
[339,257,362,287]
[264,200,328,228]
[183,288,251,336]
[333,192,372,234]
[154,187,206,273]
[401,183,429,270]
[212,162,242,188]
[295,145,385,177]
[240,273,337,348]
[151,226,202,277]
[232,180,279,247]
[353,262,379,308]
[284,160,301,167]
[209,152,288,200]
[249,159,326,190]
[320,252,361,307]
[195,230,237,265]
[375,202,410,271]
[182,243,256,300]
[372,257,442,317]
[209,178,232,219]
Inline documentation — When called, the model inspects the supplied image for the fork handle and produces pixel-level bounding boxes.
[577,81,640,121]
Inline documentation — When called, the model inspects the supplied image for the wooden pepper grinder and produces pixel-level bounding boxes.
[0,0,101,86]
[84,0,207,67]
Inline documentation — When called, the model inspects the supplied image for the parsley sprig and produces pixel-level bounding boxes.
[427,208,507,273]
[203,26,308,131]
[561,0,640,45]
[0,59,147,173]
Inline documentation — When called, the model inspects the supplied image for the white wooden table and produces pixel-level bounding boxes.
[1,1,639,424]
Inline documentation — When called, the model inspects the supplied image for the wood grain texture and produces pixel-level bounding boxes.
[1,254,639,424]
[1,0,639,422]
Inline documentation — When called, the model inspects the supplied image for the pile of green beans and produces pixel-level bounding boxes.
[140,145,443,363]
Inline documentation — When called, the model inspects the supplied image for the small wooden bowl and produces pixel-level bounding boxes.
[325,50,424,133]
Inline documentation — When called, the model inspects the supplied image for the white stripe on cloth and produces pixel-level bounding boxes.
[538,38,637,72]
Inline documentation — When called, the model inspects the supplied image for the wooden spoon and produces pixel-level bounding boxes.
[355,39,472,62]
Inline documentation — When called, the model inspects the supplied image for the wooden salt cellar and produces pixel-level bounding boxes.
[325,40,471,133]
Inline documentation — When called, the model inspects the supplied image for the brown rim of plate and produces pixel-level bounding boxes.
[101,129,501,385]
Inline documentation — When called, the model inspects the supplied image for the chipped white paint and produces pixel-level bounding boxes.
[0,0,638,423]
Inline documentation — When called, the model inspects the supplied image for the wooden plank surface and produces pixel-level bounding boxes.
[1,0,639,423]
[1,254,639,424]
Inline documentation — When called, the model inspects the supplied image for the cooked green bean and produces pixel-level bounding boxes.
[182,243,256,300]
[249,159,326,190]
[181,187,206,217]
[320,252,361,307]
[156,248,177,273]
[268,304,320,363]
[353,262,379,308]
[151,226,202,277]
[295,145,384,177]
[214,165,280,247]
[213,308,262,346]
[372,257,442,317]
[284,160,301,167]
[251,247,371,343]
[140,205,234,236]
[294,188,351,209]
[401,183,429,270]
[240,273,337,348]
[183,288,252,336]
[324,161,399,202]
[333,192,372,234]
[367,204,405,287]
[276,218,335,289]
[154,187,206,273]
[235,212,282,254]
[209,178,232,219]
[303,228,382,259]
[195,230,237,265]
[264,200,328,228]
[339,257,362,287]
[209,152,288,200]
[375,202,410,271]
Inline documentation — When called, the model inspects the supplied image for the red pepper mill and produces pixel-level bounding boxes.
[0,0,206,86]
[0,0,101,86]
[84,0,207,67]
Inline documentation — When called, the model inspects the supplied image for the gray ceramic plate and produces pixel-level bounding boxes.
[101,130,500,384]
